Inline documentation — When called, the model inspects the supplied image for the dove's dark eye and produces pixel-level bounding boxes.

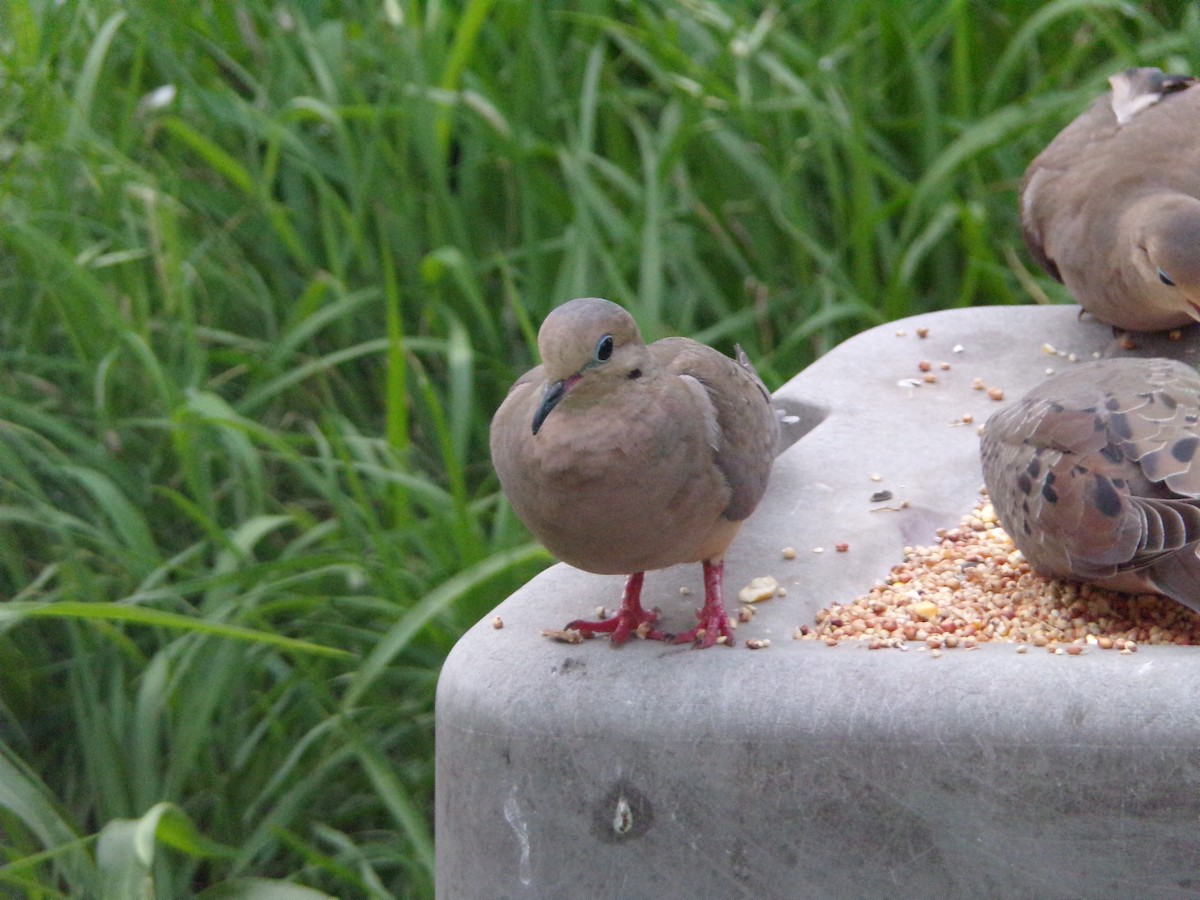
[1159,268,1176,286]
[595,335,614,361]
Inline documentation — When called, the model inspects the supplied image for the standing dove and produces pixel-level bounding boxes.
[981,357,1200,609]
[1020,67,1200,331]
[490,297,778,648]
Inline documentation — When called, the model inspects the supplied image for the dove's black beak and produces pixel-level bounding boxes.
[532,375,579,435]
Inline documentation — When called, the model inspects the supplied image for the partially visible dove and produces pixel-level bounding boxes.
[981,357,1200,608]
[490,297,778,647]
[1020,67,1200,331]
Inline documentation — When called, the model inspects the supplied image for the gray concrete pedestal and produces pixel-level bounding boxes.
[436,307,1200,899]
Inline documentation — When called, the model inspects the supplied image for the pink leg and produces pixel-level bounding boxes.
[566,572,671,646]
[673,559,735,648]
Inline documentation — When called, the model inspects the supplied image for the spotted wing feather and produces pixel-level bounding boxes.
[981,357,1200,610]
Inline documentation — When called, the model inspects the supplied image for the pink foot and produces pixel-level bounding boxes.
[674,559,735,648]
[566,573,672,646]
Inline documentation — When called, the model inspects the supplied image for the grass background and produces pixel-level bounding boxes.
[0,0,1194,896]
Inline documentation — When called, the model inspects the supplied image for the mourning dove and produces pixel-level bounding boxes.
[490,297,778,647]
[1020,67,1200,331]
[980,357,1200,610]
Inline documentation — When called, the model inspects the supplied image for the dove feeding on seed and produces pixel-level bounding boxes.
[1020,67,1200,332]
[490,297,779,648]
[981,357,1200,610]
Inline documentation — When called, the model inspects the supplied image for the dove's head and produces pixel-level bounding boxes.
[532,298,651,434]
[1132,194,1200,325]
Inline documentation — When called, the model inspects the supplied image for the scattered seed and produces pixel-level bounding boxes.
[870,473,883,482]
[987,386,1005,401]
[782,546,797,560]
[542,628,584,644]
[492,616,504,629]
[910,599,939,620]
[798,497,1200,651]
[835,542,849,553]
[916,327,929,338]
[746,638,771,650]
[918,359,932,372]
[739,575,779,604]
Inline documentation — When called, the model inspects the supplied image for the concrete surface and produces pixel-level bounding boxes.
[436,306,1200,899]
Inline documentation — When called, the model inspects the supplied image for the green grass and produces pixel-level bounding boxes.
[0,0,1194,895]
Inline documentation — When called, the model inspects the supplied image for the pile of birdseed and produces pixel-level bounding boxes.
[795,494,1200,652]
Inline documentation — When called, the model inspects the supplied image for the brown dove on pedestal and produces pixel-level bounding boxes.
[1020,67,1200,331]
[981,357,1200,610]
[490,297,778,648]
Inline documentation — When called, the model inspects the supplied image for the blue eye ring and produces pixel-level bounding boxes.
[595,334,614,361]
[1159,267,1177,287]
